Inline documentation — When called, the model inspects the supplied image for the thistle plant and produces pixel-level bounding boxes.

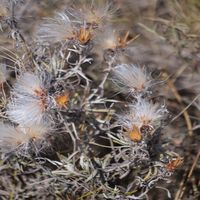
[0,1,184,199]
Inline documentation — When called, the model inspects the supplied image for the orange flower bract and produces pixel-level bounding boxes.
[75,27,92,44]
[166,157,183,171]
[55,93,69,107]
[127,125,142,142]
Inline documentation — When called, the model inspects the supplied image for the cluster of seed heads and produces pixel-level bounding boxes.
[0,1,183,199]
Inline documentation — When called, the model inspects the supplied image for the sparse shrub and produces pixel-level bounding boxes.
[0,1,186,199]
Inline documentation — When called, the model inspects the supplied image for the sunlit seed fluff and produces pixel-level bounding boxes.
[13,72,45,97]
[119,98,167,132]
[80,0,115,28]
[7,97,46,126]
[0,123,48,153]
[7,72,48,126]
[95,27,118,50]
[37,12,74,44]
[130,98,167,128]
[0,123,29,153]
[23,123,49,141]
[112,64,151,94]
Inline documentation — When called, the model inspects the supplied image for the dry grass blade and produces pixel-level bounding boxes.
[174,148,200,200]
[167,78,194,136]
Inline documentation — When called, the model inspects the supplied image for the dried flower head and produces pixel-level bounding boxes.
[129,98,167,131]
[55,92,69,107]
[73,26,92,44]
[24,123,49,141]
[95,29,134,56]
[13,72,45,97]
[0,122,49,153]
[127,124,142,142]
[112,64,152,95]
[7,72,48,126]
[37,12,74,44]
[166,157,183,171]
[0,123,28,153]
[7,97,47,126]
[118,98,167,139]
[118,31,134,49]
[96,28,118,50]
[79,0,115,28]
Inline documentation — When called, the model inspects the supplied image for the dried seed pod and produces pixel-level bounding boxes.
[140,124,155,136]
[166,157,183,171]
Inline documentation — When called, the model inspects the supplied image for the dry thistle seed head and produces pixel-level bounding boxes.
[7,97,47,126]
[95,27,119,50]
[117,31,137,49]
[112,64,152,95]
[77,0,116,29]
[37,12,74,44]
[13,72,45,97]
[0,122,49,153]
[0,123,29,153]
[129,98,167,132]
[55,92,69,107]
[73,26,93,44]
[166,157,183,171]
[127,124,142,142]
[7,72,49,126]
[118,98,167,138]
[24,123,49,141]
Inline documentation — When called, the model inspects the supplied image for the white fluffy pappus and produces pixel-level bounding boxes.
[0,123,28,153]
[112,64,152,95]
[13,72,45,97]
[7,72,48,126]
[95,27,119,50]
[118,98,167,133]
[0,122,49,153]
[7,97,46,126]
[37,12,74,44]
[78,0,116,28]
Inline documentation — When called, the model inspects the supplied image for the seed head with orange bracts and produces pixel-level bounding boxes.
[117,97,167,142]
[0,122,49,153]
[7,72,48,126]
[55,93,69,107]
[117,31,137,49]
[166,157,183,171]
[127,125,142,142]
[74,27,92,44]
